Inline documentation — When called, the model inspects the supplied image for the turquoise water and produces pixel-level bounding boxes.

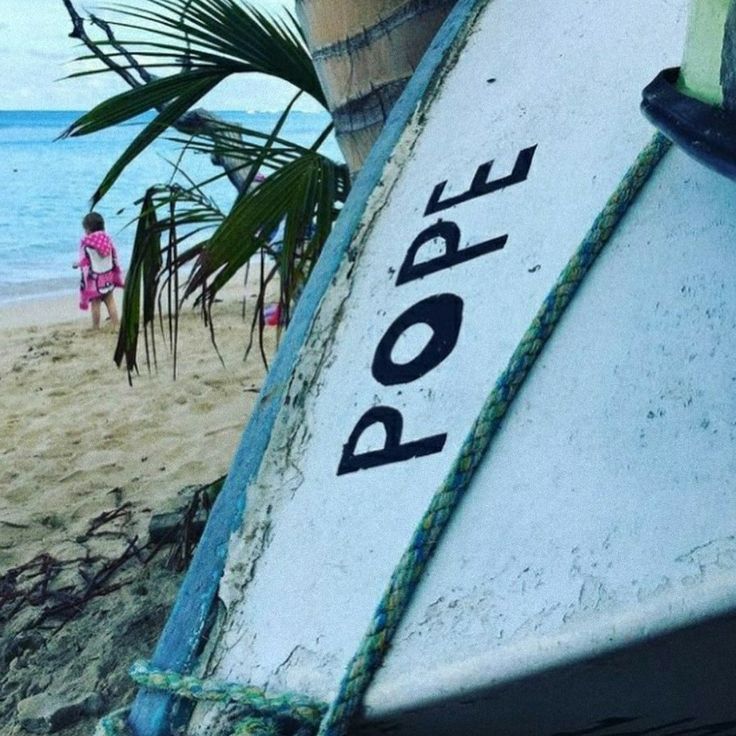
[0,109,336,305]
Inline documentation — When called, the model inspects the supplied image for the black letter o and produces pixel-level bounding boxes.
[371,293,464,386]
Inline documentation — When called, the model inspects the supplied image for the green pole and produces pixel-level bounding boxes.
[677,0,731,105]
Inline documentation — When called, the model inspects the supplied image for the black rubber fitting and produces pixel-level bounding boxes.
[641,66,736,181]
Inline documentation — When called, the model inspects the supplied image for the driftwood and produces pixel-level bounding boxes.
[0,511,144,630]
[0,476,224,630]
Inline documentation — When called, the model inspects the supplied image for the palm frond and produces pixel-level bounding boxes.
[96,0,325,104]
[64,0,327,204]
[114,182,226,378]
[65,0,353,376]
[114,187,163,378]
[80,72,226,205]
[186,147,347,305]
[61,70,223,138]
[164,117,337,172]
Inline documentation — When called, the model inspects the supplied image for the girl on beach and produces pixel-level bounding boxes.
[74,212,124,329]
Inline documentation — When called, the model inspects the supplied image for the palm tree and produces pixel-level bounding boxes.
[295,0,457,176]
[62,0,457,376]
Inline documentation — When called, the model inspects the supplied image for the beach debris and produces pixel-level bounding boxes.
[149,509,207,545]
[0,502,144,629]
[151,476,225,571]
[16,691,104,734]
[1,631,45,665]
[0,543,143,630]
[262,302,281,326]
[0,481,219,732]
[0,519,30,530]
[1,480,225,630]
[39,537,143,622]
[76,502,133,541]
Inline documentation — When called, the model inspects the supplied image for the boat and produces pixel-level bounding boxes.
[122,0,736,733]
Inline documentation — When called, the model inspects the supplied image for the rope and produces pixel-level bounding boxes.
[98,131,671,736]
[95,662,327,735]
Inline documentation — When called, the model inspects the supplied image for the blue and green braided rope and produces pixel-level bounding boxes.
[97,661,328,735]
[100,131,670,736]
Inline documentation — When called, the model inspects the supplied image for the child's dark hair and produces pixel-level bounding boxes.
[83,211,105,233]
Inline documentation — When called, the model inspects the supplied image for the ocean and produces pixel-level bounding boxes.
[0,109,337,306]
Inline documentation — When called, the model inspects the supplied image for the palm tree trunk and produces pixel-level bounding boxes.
[295,0,458,177]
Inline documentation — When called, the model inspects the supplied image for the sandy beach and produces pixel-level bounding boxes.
[0,286,276,734]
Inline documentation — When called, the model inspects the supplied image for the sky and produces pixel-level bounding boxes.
[0,0,321,111]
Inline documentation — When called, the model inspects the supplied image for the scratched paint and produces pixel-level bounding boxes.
[188,1,736,734]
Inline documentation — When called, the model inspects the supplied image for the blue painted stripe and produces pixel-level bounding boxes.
[127,0,488,733]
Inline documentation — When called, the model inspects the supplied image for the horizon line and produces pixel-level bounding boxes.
[0,107,328,114]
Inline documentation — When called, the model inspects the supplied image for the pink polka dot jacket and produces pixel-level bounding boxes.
[77,231,125,310]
